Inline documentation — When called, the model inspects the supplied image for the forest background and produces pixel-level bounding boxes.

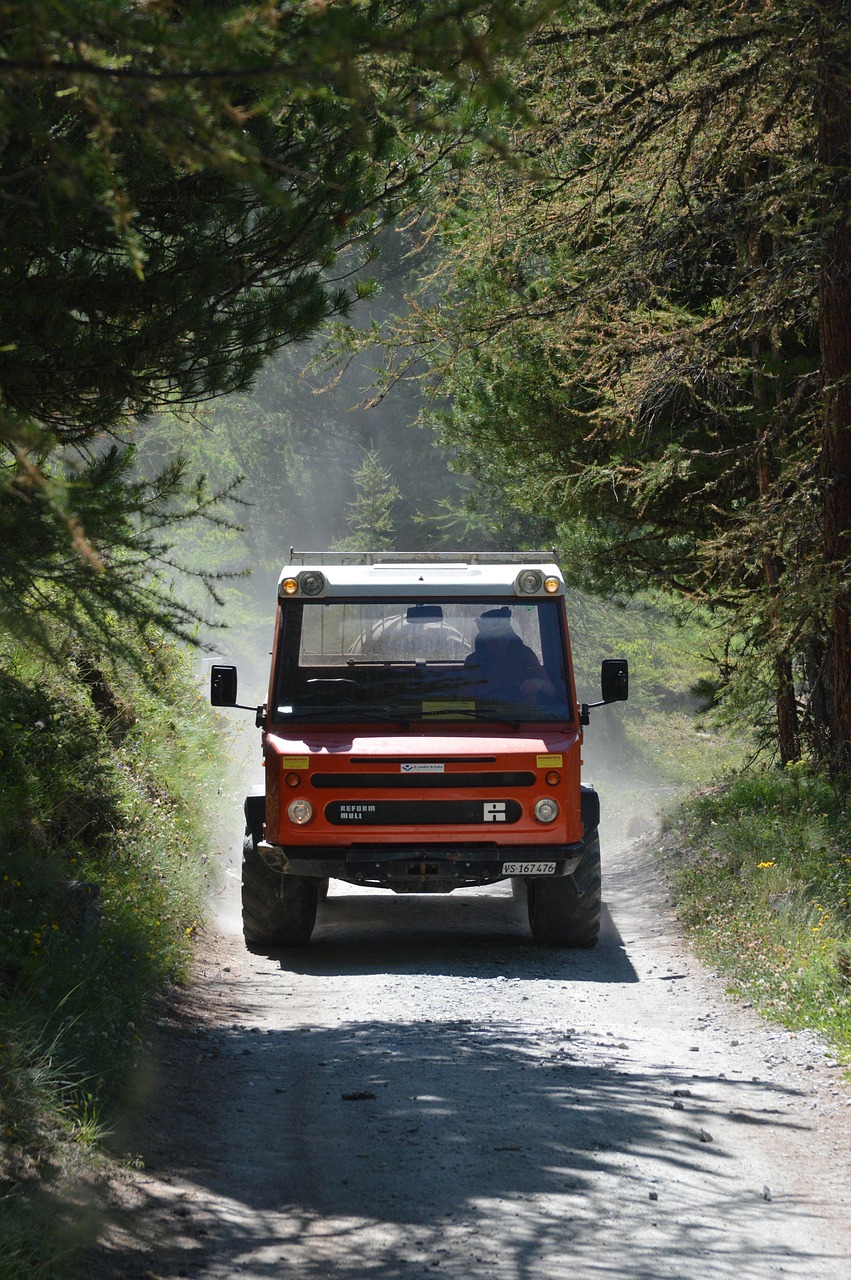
[1,2,850,1274]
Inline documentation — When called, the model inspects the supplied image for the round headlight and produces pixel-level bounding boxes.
[517,570,543,595]
[299,571,325,597]
[534,796,559,823]
[287,798,314,825]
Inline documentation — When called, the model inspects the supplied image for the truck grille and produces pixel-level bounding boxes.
[312,771,535,790]
[325,799,523,825]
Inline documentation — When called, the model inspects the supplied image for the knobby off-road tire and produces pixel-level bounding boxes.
[526,826,602,948]
[241,833,318,948]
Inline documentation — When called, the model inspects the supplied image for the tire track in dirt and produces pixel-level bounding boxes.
[86,831,851,1280]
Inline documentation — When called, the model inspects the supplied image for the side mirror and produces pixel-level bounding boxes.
[601,658,629,703]
[211,664,238,707]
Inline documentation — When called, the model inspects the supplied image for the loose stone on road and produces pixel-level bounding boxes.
[90,833,851,1280]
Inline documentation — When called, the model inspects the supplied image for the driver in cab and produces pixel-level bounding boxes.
[464,607,555,703]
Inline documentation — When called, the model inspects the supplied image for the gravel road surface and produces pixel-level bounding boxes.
[85,812,851,1280]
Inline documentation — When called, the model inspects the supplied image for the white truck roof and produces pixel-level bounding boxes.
[278,551,564,599]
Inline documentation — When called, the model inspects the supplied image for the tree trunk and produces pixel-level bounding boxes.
[819,22,851,775]
[748,173,800,766]
[753,344,800,765]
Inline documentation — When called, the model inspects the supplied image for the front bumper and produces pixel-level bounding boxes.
[255,839,585,892]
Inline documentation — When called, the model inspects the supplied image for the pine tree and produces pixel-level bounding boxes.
[335,448,400,551]
[384,0,851,770]
[0,0,549,651]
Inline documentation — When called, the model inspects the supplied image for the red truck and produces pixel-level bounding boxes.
[211,551,628,947]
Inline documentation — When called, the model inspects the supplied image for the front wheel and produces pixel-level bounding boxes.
[241,833,318,948]
[526,827,602,948]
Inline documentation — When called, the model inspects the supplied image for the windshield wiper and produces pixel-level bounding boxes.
[345,659,417,667]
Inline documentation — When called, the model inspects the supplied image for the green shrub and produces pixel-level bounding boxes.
[0,627,225,1266]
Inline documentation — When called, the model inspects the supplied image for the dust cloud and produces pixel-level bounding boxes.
[182,249,684,931]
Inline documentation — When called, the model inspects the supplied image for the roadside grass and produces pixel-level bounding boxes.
[0,628,228,1272]
[661,767,851,1062]
[569,593,851,1063]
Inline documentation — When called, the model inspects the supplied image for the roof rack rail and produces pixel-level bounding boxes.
[287,549,558,566]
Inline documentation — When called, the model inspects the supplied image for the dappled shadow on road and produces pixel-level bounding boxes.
[81,1005,834,1280]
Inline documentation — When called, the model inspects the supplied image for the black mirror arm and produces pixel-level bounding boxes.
[581,695,626,726]
[580,698,605,726]
[226,701,266,730]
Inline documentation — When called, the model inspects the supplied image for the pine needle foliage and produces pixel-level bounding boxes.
[365,0,851,771]
[333,446,401,551]
[0,0,554,655]
[0,445,246,663]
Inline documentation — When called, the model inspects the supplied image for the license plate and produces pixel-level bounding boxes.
[503,862,556,875]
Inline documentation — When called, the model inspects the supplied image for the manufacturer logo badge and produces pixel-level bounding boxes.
[483,802,507,822]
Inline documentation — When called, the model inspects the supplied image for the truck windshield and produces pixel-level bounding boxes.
[273,599,573,723]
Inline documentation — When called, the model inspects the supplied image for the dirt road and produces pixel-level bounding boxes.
[89,824,851,1280]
